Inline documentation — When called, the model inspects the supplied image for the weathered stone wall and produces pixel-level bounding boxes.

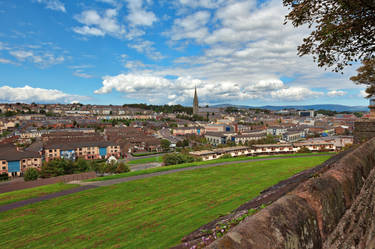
[207,138,375,249]
[354,121,375,144]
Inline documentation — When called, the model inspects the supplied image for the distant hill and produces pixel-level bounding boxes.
[211,104,369,112]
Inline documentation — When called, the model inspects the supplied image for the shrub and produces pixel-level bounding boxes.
[104,161,117,173]
[298,147,311,153]
[24,168,39,181]
[0,173,9,181]
[92,162,106,175]
[116,162,130,173]
[221,153,233,159]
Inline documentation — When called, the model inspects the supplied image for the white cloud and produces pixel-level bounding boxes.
[95,74,171,94]
[9,50,33,60]
[94,73,324,104]
[34,0,66,12]
[128,40,164,60]
[73,70,94,78]
[9,50,64,67]
[327,90,347,97]
[271,87,323,101]
[178,0,225,9]
[0,85,88,103]
[245,79,284,92]
[73,9,125,38]
[359,90,368,98]
[158,0,359,97]
[0,41,9,50]
[0,58,16,65]
[169,11,211,42]
[125,0,157,27]
[96,0,119,6]
[73,26,105,36]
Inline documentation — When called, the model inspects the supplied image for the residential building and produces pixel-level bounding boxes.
[43,141,120,161]
[234,132,267,145]
[172,126,205,136]
[0,144,42,176]
[205,132,236,146]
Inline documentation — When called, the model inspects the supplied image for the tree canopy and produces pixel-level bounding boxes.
[350,59,375,98]
[283,0,375,72]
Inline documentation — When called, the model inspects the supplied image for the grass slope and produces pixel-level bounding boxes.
[128,156,163,165]
[0,183,80,206]
[89,152,334,182]
[0,156,330,249]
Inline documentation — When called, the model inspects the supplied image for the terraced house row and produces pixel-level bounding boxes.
[43,141,120,162]
[190,141,336,161]
[0,140,121,176]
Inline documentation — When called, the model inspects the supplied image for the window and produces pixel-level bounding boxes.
[2,161,5,164]
[49,149,52,153]
[2,166,5,170]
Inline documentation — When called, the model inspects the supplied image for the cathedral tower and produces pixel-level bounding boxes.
[193,86,199,115]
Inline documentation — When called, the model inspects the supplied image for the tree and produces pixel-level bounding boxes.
[75,158,90,172]
[162,153,196,166]
[350,59,375,97]
[283,0,375,72]
[24,168,39,181]
[160,139,171,151]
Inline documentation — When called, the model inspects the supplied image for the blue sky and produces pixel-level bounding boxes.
[0,0,369,106]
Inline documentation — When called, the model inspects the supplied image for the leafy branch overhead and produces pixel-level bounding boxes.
[350,59,375,98]
[283,0,375,72]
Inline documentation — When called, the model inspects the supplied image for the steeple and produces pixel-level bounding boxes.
[193,85,199,115]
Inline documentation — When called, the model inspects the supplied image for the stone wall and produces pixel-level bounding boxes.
[206,138,375,249]
[354,121,375,144]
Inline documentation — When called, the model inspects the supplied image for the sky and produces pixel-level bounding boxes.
[0,0,369,107]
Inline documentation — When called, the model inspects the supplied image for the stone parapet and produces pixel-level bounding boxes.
[206,138,375,249]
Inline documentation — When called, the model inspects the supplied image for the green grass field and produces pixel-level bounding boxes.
[131,151,163,157]
[128,156,163,165]
[0,183,80,206]
[0,156,330,249]
[88,152,334,182]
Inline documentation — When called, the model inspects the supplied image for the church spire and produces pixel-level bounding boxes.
[193,85,199,115]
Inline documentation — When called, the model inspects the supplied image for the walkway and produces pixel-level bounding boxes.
[0,154,332,213]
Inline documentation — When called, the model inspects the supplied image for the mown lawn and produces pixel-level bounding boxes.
[88,152,334,182]
[0,156,330,249]
[0,183,80,206]
[128,156,163,165]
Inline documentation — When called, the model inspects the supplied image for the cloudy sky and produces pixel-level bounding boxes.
[0,0,368,106]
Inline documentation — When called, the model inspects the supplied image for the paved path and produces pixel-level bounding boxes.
[130,162,162,171]
[0,185,98,213]
[0,154,332,213]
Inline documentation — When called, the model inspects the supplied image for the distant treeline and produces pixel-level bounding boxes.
[315,109,363,117]
[123,104,193,114]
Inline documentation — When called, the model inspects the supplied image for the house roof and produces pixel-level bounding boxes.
[0,144,41,161]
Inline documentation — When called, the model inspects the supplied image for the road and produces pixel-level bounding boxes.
[158,128,183,144]
[0,154,332,213]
